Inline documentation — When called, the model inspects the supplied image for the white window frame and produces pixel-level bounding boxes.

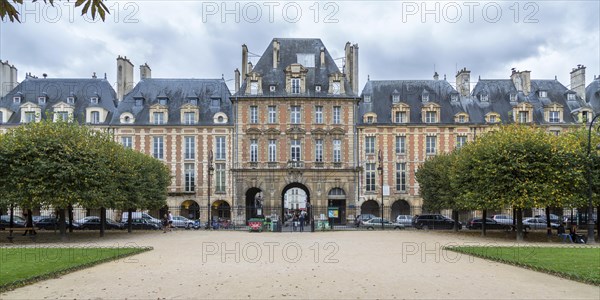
[184,112,195,125]
[518,111,529,123]
[549,111,560,123]
[425,111,437,123]
[215,163,226,193]
[268,139,277,162]
[67,96,75,104]
[315,139,323,162]
[291,106,301,124]
[426,136,437,155]
[395,111,406,123]
[366,163,376,192]
[184,163,195,192]
[250,82,259,95]
[268,106,277,124]
[395,136,406,155]
[365,136,375,155]
[333,139,341,163]
[333,106,341,124]
[315,106,323,124]
[393,95,400,103]
[332,82,341,95]
[215,136,226,160]
[24,111,36,123]
[153,112,165,125]
[56,111,69,122]
[121,136,133,149]
[291,78,300,94]
[290,139,301,162]
[184,136,195,160]
[90,111,100,124]
[153,136,164,159]
[90,97,99,104]
[250,139,258,162]
[456,136,467,149]
[396,162,406,192]
[250,106,258,124]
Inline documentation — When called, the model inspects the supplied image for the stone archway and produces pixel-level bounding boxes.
[328,188,346,225]
[180,200,200,220]
[245,187,262,220]
[212,200,231,220]
[361,200,380,217]
[390,200,411,221]
[281,182,311,227]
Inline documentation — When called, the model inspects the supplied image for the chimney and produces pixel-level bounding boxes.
[344,42,359,94]
[0,61,18,98]
[248,62,253,73]
[140,63,152,80]
[511,69,531,96]
[433,72,439,80]
[241,44,248,81]
[272,39,280,69]
[234,68,240,93]
[117,56,134,101]
[320,47,325,67]
[455,68,471,96]
[570,64,586,101]
[92,72,97,79]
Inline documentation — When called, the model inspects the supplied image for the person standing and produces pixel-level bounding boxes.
[299,211,305,232]
[168,211,173,231]
[162,213,169,233]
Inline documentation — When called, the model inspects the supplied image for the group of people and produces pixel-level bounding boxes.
[557,223,587,243]
[290,210,308,232]
[162,211,173,233]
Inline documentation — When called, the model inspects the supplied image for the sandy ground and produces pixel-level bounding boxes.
[1,230,599,299]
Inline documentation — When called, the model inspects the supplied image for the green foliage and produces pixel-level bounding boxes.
[415,152,461,211]
[0,0,109,22]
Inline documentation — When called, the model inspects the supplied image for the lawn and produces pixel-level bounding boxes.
[447,246,600,285]
[0,247,151,292]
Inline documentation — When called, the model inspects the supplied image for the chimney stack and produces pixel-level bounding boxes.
[92,72,97,79]
[570,64,586,101]
[510,69,531,96]
[117,56,134,101]
[242,44,248,81]
[140,63,152,80]
[320,47,325,67]
[455,68,471,96]
[273,39,280,69]
[433,72,439,80]
[0,61,18,98]
[234,68,240,93]
[344,42,359,94]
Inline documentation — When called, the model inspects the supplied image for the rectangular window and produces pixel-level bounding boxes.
[268,139,277,162]
[395,111,406,123]
[458,115,466,123]
[425,111,437,123]
[333,106,341,124]
[250,82,258,95]
[333,139,341,163]
[366,163,376,192]
[184,136,195,160]
[315,139,323,162]
[395,136,406,154]
[216,137,226,160]
[153,136,164,159]
[56,111,68,121]
[216,163,226,193]
[153,112,164,125]
[518,111,528,123]
[426,136,437,155]
[250,139,258,162]
[291,106,301,124]
[268,106,277,124]
[549,111,560,123]
[396,163,406,192]
[332,82,341,95]
[539,90,547,98]
[38,96,46,104]
[291,78,300,94]
[290,139,301,162]
[315,106,323,124]
[365,136,375,155]
[489,115,497,123]
[250,106,258,124]
[90,111,100,124]
[25,111,36,123]
[121,136,133,149]
[456,136,467,149]
[393,95,400,103]
[184,163,195,192]
[184,112,195,125]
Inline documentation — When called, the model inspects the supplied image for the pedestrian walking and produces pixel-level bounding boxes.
[168,211,173,231]
[162,213,169,233]
[299,211,305,232]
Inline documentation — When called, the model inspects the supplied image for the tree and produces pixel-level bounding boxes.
[0,0,109,22]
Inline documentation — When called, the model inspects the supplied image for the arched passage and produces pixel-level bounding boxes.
[361,200,380,217]
[181,200,200,220]
[390,200,411,221]
[245,187,262,220]
[212,200,231,221]
[282,182,311,225]
[328,188,346,225]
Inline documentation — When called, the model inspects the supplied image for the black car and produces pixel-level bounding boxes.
[412,214,462,230]
[122,218,161,230]
[466,218,511,230]
[79,217,123,230]
[35,217,80,230]
[0,215,26,229]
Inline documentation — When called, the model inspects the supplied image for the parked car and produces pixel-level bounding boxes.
[362,218,404,230]
[533,214,562,223]
[171,216,195,229]
[121,212,162,225]
[355,214,377,225]
[122,218,161,230]
[523,217,559,230]
[466,218,511,230]
[395,215,413,227]
[0,215,26,229]
[78,217,123,230]
[412,214,462,230]
[35,217,80,230]
[491,214,514,225]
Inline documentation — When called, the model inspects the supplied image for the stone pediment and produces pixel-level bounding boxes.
[180,103,198,110]
[264,128,281,135]
[311,128,327,136]
[246,127,262,135]
[150,103,168,110]
[286,126,306,135]
[329,127,345,135]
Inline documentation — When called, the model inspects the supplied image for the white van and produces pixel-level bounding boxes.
[121,212,162,225]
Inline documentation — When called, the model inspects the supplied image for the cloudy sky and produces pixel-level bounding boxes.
[1,0,599,94]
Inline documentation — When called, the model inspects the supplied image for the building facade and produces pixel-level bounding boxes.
[0,39,597,224]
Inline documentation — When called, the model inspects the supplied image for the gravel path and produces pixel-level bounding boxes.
[1,230,599,299]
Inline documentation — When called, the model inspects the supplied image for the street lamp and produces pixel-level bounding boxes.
[586,114,600,244]
[378,149,384,230]
[207,150,214,230]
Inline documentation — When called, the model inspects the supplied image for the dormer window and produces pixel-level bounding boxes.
[450,94,458,102]
[480,94,489,102]
[425,111,437,123]
[153,112,165,125]
[393,95,400,103]
[364,95,371,103]
[332,81,341,95]
[549,111,560,123]
[422,94,429,102]
[291,78,300,94]
[211,98,221,107]
[270,85,276,92]
[567,93,576,101]
[367,116,373,124]
[315,85,321,92]
[458,115,466,123]
[90,97,99,104]
[250,82,259,95]
[158,98,168,106]
[38,96,47,105]
[66,96,75,104]
[135,98,144,106]
[184,112,196,125]
[189,98,198,106]
[510,94,517,102]
[489,115,497,123]
[518,111,529,123]
[539,90,547,98]
[56,111,69,121]
[13,96,21,104]
[90,111,100,124]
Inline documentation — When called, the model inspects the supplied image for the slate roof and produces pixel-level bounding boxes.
[112,78,232,126]
[236,38,356,98]
[0,78,117,125]
[586,77,600,113]
[360,77,590,125]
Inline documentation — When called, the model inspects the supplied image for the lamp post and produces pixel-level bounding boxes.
[586,114,600,244]
[207,150,214,230]
[378,149,384,230]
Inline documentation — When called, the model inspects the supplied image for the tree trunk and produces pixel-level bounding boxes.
[127,209,133,233]
[59,208,67,238]
[516,208,524,241]
[545,206,552,239]
[481,209,487,237]
[9,204,14,228]
[68,205,74,233]
[100,207,106,237]
[452,210,460,232]
[596,205,599,241]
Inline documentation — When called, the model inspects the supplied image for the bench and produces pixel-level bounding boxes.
[6,227,37,242]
